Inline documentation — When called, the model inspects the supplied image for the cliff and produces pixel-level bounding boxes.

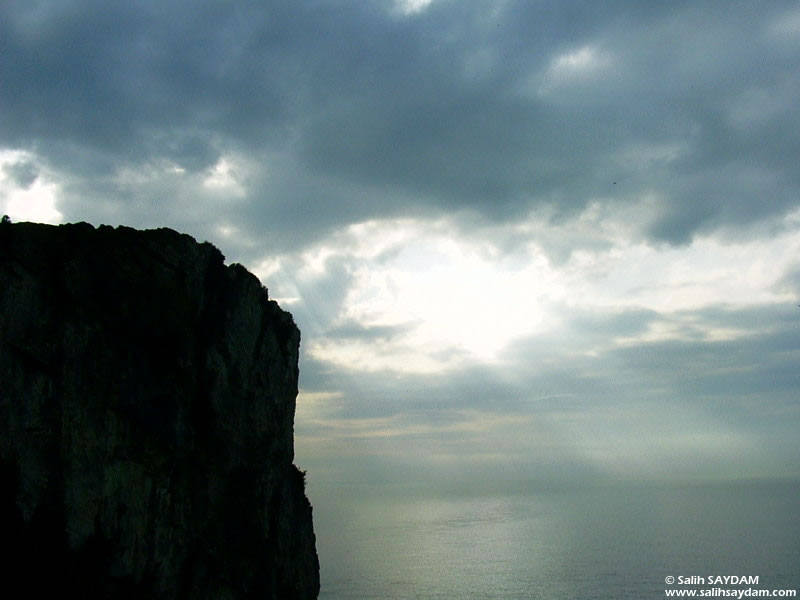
[0,220,319,599]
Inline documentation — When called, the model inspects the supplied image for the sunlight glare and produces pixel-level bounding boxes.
[0,150,63,224]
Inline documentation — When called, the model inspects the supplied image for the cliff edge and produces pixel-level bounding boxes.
[0,221,319,599]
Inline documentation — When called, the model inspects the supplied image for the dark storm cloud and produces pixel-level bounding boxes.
[2,0,799,246]
[1,0,295,161]
[2,160,39,188]
[294,0,800,239]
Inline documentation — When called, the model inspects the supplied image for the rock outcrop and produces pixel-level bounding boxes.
[0,221,319,599]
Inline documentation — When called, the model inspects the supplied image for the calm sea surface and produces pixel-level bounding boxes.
[308,480,800,599]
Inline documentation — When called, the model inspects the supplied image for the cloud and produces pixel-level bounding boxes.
[277,207,800,483]
[296,298,800,484]
[0,150,62,223]
[774,260,800,297]
[2,0,798,250]
[393,0,437,17]
[324,319,417,342]
[2,158,39,188]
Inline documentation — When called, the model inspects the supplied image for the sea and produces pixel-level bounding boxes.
[308,480,800,599]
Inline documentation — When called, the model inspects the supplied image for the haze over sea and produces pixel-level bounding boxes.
[310,479,800,599]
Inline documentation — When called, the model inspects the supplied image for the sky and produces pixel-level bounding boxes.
[2,0,800,489]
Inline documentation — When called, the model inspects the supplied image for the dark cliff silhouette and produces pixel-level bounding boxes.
[0,220,319,599]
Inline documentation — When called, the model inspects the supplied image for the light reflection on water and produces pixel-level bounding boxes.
[311,480,800,599]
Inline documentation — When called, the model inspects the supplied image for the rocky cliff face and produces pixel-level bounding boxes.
[0,221,319,599]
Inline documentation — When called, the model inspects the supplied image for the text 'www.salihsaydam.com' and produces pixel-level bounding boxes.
[663,576,796,598]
